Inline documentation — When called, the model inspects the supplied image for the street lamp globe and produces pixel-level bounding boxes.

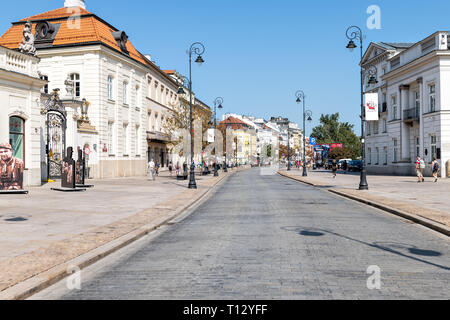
[195,55,205,66]
[177,86,186,95]
[346,39,357,51]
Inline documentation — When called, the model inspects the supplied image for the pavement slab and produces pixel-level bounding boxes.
[31,168,450,300]
[0,167,242,296]
[279,169,450,228]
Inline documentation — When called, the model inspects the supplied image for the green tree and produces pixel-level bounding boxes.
[328,146,353,160]
[310,113,361,159]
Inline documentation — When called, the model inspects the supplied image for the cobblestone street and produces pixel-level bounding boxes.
[33,169,450,300]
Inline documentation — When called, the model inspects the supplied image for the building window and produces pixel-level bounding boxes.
[367,122,371,136]
[9,116,25,162]
[383,146,388,165]
[429,84,436,112]
[375,147,379,165]
[147,77,152,98]
[393,139,398,162]
[70,73,81,97]
[107,76,113,100]
[123,123,128,155]
[136,85,141,108]
[108,122,114,155]
[40,75,49,94]
[374,121,379,134]
[391,95,397,120]
[414,91,420,110]
[383,119,387,133]
[431,135,437,160]
[367,148,372,165]
[123,81,128,105]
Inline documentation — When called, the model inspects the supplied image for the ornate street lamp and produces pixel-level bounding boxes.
[186,42,205,189]
[213,97,223,176]
[295,90,312,177]
[366,65,378,85]
[346,25,369,190]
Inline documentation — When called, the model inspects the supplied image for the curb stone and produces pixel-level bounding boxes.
[278,171,450,237]
[0,169,241,300]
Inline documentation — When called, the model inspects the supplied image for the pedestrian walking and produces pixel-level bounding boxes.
[342,160,348,174]
[431,157,440,183]
[155,162,160,176]
[415,156,425,183]
[175,162,180,176]
[331,159,337,178]
[168,161,173,177]
[148,159,155,181]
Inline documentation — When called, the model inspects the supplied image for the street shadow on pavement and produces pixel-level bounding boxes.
[281,226,449,271]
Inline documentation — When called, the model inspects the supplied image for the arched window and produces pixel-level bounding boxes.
[9,116,25,162]
[70,73,81,97]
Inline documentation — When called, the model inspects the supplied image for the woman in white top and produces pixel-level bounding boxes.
[148,159,155,181]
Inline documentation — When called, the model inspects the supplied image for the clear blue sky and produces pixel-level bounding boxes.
[2,0,450,135]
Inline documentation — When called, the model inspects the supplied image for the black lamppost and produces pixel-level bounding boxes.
[186,42,205,189]
[296,90,312,176]
[213,97,223,176]
[346,26,368,190]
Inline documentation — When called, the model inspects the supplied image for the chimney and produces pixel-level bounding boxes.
[64,0,86,9]
[145,54,152,62]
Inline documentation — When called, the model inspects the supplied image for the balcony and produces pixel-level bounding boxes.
[0,46,40,78]
[147,131,171,142]
[403,107,420,122]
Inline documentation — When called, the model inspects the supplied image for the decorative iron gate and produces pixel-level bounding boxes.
[47,111,66,179]
[42,89,67,180]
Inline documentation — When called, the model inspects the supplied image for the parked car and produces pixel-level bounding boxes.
[338,159,352,169]
[348,160,363,172]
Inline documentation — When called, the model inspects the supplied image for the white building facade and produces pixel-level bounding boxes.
[363,32,450,178]
[0,1,180,181]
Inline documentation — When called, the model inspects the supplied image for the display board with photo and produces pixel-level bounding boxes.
[0,143,24,191]
[61,147,76,189]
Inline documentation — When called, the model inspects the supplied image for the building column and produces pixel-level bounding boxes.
[400,85,410,161]
[417,77,424,158]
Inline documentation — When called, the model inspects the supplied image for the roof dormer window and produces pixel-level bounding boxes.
[112,31,129,53]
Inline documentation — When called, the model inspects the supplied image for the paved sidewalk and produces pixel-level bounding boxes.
[279,169,450,228]
[0,167,243,296]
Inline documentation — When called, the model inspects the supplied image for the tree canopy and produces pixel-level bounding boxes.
[310,113,361,159]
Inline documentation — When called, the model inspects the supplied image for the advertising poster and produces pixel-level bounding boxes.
[61,147,76,189]
[0,143,24,191]
[364,93,379,121]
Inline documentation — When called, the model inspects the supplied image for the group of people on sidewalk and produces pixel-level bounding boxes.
[416,156,440,183]
[328,157,441,183]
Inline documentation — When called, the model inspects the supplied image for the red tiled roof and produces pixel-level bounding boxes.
[20,7,92,21]
[0,7,148,65]
[163,70,175,74]
[218,116,249,130]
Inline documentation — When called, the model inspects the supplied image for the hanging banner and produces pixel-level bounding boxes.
[207,128,215,143]
[364,93,379,121]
